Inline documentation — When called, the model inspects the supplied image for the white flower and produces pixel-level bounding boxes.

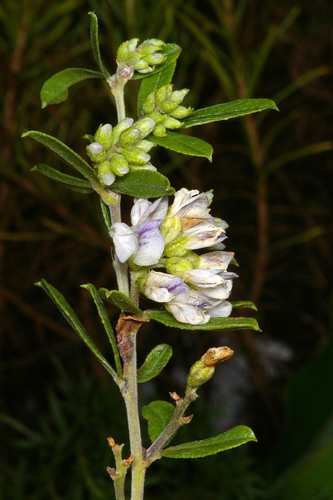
[182,221,226,250]
[169,188,214,229]
[110,222,138,263]
[198,251,234,271]
[144,270,189,302]
[110,197,168,266]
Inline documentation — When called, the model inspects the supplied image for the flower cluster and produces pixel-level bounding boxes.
[141,84,193,137]
[110,189,237,325]
[116,38,166,74]
[86,117,156,185]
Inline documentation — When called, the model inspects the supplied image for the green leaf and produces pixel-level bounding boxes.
[147,310,261,332]
[81,283,122,376]
[40,68,103,108]
[142,400,175,442]
[36,279,116,379]
[137,60,177,114]
[231,301,258,311]
[111,170,175,198]
[32,164,93,193]
[88,11,110,78]
[99,289,144,317]
[22,131,99,186]
[132,43,181,80]
[137,344,172,383]
[149,132,213,161]
[100,198,111,231]
[160,425,257,459]
[182,99,278,128]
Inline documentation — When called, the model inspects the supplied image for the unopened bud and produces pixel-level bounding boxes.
[117,38,139,62]
[160,214,182,244]
[152,123,167,137]
[155,85,173,107]
[164,235,189,257]
[111,118,134,146]
[119,127,141,147]
[165,256,194,275]
[142,93,156,114]
[171,88,190,104]
[136,139,155,153]
[163,116,182,129]
[187,347,234,389]
[159,99,179,114]
[98,161,116,186]
[171,106,193,119]
[134,117,156,138]
[109,153,129,176]
[121,147,150,165]
[95,123,113,149]
[87,142,105,162]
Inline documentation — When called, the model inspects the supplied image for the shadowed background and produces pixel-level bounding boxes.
[1,0,333,498]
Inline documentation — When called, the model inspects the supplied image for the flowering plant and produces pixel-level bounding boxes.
[23,12,277,500]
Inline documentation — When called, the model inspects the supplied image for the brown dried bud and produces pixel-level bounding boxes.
[202,347,234,367]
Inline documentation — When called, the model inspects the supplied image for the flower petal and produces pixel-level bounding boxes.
[110,222,138,263]
[209,300,232,318]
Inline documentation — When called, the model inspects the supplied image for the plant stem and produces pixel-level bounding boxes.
[146,387,197,462]
[118,319,146,500]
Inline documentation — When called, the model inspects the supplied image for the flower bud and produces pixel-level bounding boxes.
[165,256,195,275]
[171,88,189,104]
[142,93,156,114]
[136,140,155,153]
[144,52,166,65]
[171,105,193,119]
[163,116,183,129]
[159,99,179,114]
[140,38,166,52]
[152,123,167,137]
[95,124,113,149]
[121,147,150,165]
[117,38,139,62]
[109,154,129,176]
[159,214,182,244]
[155,85,173,107]
[134,117,156,138]
[187,361,215,389]
[87,142,106,162]
[97,161,115,186]
[187,347,234,389]
[111,118,134,146]
[164,235,189,257]
[119,127,141,147]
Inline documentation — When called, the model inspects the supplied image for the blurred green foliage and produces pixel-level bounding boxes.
[1,0,333,498]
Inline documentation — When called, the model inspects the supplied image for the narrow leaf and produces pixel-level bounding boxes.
[22,131,99,186]
[111,170,175,198]
[88,12,110,78]
[231,301,258,311]
[36,279,116,379]
[182,99,278,128]
[160,425,257,459]
[132,43,181,80]
[142,400,175,442]
[100,198,111,230]
[99,289,144,317]
[81,283,122,376]
[149,132,213,161]
[137,344,172,383]
[137,60,177,114]
[147,310,261,332]
[40,68,103,108]
[32,164,92,193]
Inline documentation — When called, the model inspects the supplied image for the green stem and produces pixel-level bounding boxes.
[146,387,197,462]
[121,327,146,500]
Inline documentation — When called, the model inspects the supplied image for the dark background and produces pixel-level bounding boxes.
[1,0,333,498]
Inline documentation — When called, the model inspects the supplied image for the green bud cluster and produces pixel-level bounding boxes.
[86,118,156,186]
[116,38,167,74]
[141,84,193,137]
